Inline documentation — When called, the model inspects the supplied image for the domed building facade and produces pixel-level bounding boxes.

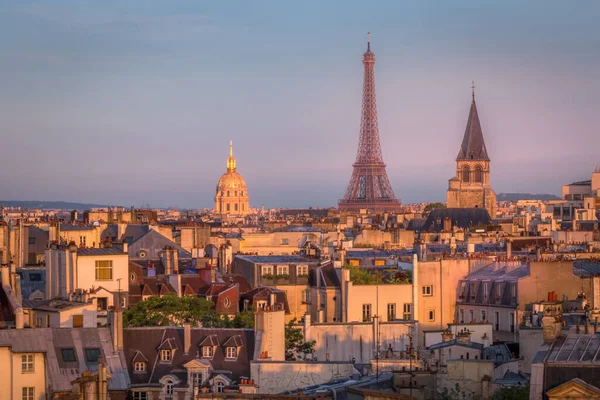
[214,141,250,217]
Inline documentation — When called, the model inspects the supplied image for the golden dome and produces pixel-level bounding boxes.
[217,170,248,192]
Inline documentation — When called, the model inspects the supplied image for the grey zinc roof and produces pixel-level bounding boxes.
[78,247,127,256]
[465,262,530,282]
[574,261,600,277]
[235,255,316,264]
[0,328,130,392]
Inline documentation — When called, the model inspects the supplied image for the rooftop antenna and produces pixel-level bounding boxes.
[471,81,476,100]
[367,32,371,51]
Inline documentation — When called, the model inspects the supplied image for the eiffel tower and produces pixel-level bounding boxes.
[338,34,402,212]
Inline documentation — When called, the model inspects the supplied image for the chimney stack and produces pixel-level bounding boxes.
[184,323,192,355]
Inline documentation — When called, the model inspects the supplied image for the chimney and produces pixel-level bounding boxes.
[506,240,512,258]
[110,308,123,352]
[164,247,172,275]
[122,240,128,253]
[97,358,109,400]
[173,247,179,274]
[481,333,489,348]
[441,328,453,343]
[542,314,562,343]
[184,323,192,355]
[455,328,471,345]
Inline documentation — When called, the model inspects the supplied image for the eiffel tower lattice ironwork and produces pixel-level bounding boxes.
[338,34,402,212]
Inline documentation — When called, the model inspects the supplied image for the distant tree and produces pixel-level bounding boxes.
[285,318,316,360]
[123,294,253,328]
[424,202,446,212]
[491,383,530,400]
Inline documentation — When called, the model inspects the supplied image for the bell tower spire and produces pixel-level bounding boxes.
[226,140,236,172]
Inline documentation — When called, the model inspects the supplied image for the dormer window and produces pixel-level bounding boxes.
[202,346,213,358]
[226,347,237,360]
[134,361,146,372]
[160,349,172,362]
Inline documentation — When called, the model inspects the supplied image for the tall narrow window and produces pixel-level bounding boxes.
[403,303,412,320]
[459,309,464,323]
[474,166,483,183]
[428,309,435,321]
[495,311,500,331]
[362,304,372,322]
[387,303,396,321]
[462,166,471,183]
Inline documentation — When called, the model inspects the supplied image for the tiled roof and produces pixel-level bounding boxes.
[422,208,492,232]
[124,327,255,386]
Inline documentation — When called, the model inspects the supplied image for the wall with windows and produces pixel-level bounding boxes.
[0,348,46,400]
[415,259,471,344]
[345,283,412,323]
[77,254,129,296]
[303,319,416,364]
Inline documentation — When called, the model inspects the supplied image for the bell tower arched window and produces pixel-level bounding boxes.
[461,166,471,183]
[474,166,483,183]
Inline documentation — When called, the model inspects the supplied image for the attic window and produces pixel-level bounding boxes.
[160,350,172,362]
[61,348,76,362]
[226,347,237,360]
[85,348,101,363]
[134,361,146,372]
[202,346,213,358]
[224,297,231,307]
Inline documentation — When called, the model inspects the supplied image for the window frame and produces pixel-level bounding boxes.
[22,387,34,400]
[85,348,102,363]
[428,309,435,322]
[387,303,396,321]
[61,348,76,362]
[95,260,113,281]
[132,392,148,400]
[160,349,172,362]
[225,346,237,360]
[277,265,288,275]
[403,303,412,320]
[134,361,146,372]
[297,265,308,276]
[422,286,433,296]
[21,354,34,373]
[202,346,213,358]
[261,266,273,276]
[362,303,372,322]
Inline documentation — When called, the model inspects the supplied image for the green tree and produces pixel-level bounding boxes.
[491,383,530,400]
[123,293,254,328]
[424,202,446,212]
[285,318,316,360]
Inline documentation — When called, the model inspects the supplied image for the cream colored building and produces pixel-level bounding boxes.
[214,141,250,217]
[45,244,129,305]
[0,345,46,400]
